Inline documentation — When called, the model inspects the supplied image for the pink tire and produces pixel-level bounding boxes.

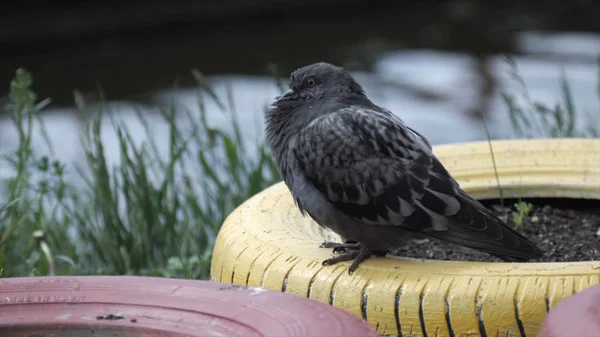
[538,284,600,337]
[0,276,378,337]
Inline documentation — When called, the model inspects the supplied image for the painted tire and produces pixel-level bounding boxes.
[0,276,378,337]
[211,138,600,337]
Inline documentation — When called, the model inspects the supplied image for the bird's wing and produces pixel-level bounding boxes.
[294,106,461,232]
[295,106,543,260]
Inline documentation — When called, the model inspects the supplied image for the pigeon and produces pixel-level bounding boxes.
[264,62,544,274]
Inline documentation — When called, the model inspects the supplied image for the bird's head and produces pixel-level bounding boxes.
[271,62,366,111]
[265,62,369,161]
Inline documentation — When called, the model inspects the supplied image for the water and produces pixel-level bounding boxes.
[0,29,599,186]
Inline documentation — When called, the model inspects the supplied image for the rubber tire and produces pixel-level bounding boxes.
[0,276,378,337]
[211,138,600,337]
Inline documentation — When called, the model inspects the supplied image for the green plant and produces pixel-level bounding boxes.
[501,56,600,139]
[0,69,64,277]
[486,56,600,206]
[481,109,504,206]
[0,68,280,278]
[512,201,533,230]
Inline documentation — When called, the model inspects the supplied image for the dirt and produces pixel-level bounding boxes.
[392,198,600,263]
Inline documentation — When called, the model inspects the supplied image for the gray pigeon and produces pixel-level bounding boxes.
[265,62,543,274]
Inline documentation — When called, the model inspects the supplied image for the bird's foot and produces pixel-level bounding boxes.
[319,240,361,253]
[320,241,371,274]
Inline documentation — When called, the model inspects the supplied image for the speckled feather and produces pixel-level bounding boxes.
[295,106,462,230]
[265,62,543,262]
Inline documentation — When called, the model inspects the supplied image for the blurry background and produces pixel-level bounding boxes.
[2,1,600,153]
[0,1,599,278]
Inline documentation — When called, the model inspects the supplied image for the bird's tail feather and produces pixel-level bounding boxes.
[427,190,544,261]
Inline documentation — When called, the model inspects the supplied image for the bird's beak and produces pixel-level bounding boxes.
[276,89,295,101]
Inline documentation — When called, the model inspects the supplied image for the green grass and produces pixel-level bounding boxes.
[502,55,600,139]
[0,68,280,278]
[1,56,598,278]
[494,55,599,226]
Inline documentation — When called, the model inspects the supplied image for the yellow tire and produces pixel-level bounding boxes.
[211,138,600,337]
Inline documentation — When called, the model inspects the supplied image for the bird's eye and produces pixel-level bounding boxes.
[307,78,316,88]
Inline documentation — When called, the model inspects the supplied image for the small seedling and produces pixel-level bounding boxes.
[512,201,533,229]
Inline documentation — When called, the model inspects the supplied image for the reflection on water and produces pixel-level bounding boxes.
[0,32,599,187]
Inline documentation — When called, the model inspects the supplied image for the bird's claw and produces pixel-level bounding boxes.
[319,240,361,253]
[319,241,371,274]
[319,241,341,249]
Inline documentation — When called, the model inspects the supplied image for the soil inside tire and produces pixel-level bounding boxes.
[391,198,600,262]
